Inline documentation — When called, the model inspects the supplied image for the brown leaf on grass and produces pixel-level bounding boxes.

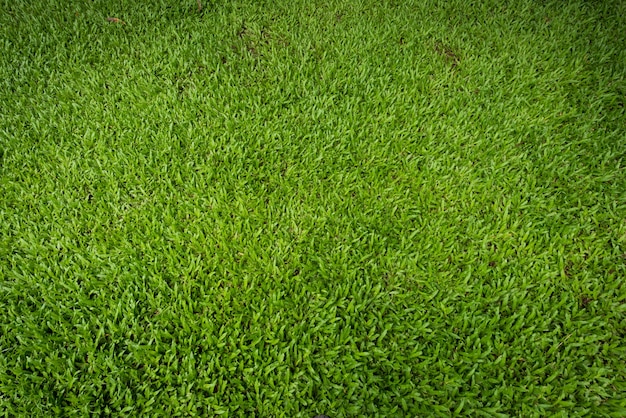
[106,17,126,25]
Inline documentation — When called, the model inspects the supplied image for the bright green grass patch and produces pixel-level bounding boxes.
[1,0,625,416]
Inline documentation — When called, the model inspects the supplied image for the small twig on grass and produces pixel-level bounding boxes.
[106,17,126,25]
[196,0,202,12]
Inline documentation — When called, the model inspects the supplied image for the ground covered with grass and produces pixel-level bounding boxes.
[1,0,625,415]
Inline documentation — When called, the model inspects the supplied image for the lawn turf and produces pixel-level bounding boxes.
[1,0,625,416]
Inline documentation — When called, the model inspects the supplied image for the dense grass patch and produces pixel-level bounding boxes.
[1,0,625,415]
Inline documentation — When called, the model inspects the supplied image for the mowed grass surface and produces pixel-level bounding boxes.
[1,0,625,415]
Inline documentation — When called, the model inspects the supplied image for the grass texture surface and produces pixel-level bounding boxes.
[1,0,625,416]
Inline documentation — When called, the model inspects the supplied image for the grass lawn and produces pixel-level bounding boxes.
[1,0,625,415]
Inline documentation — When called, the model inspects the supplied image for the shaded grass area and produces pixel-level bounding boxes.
[1,0,625,415]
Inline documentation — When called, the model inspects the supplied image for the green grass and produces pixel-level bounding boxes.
[1,0,625,415]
